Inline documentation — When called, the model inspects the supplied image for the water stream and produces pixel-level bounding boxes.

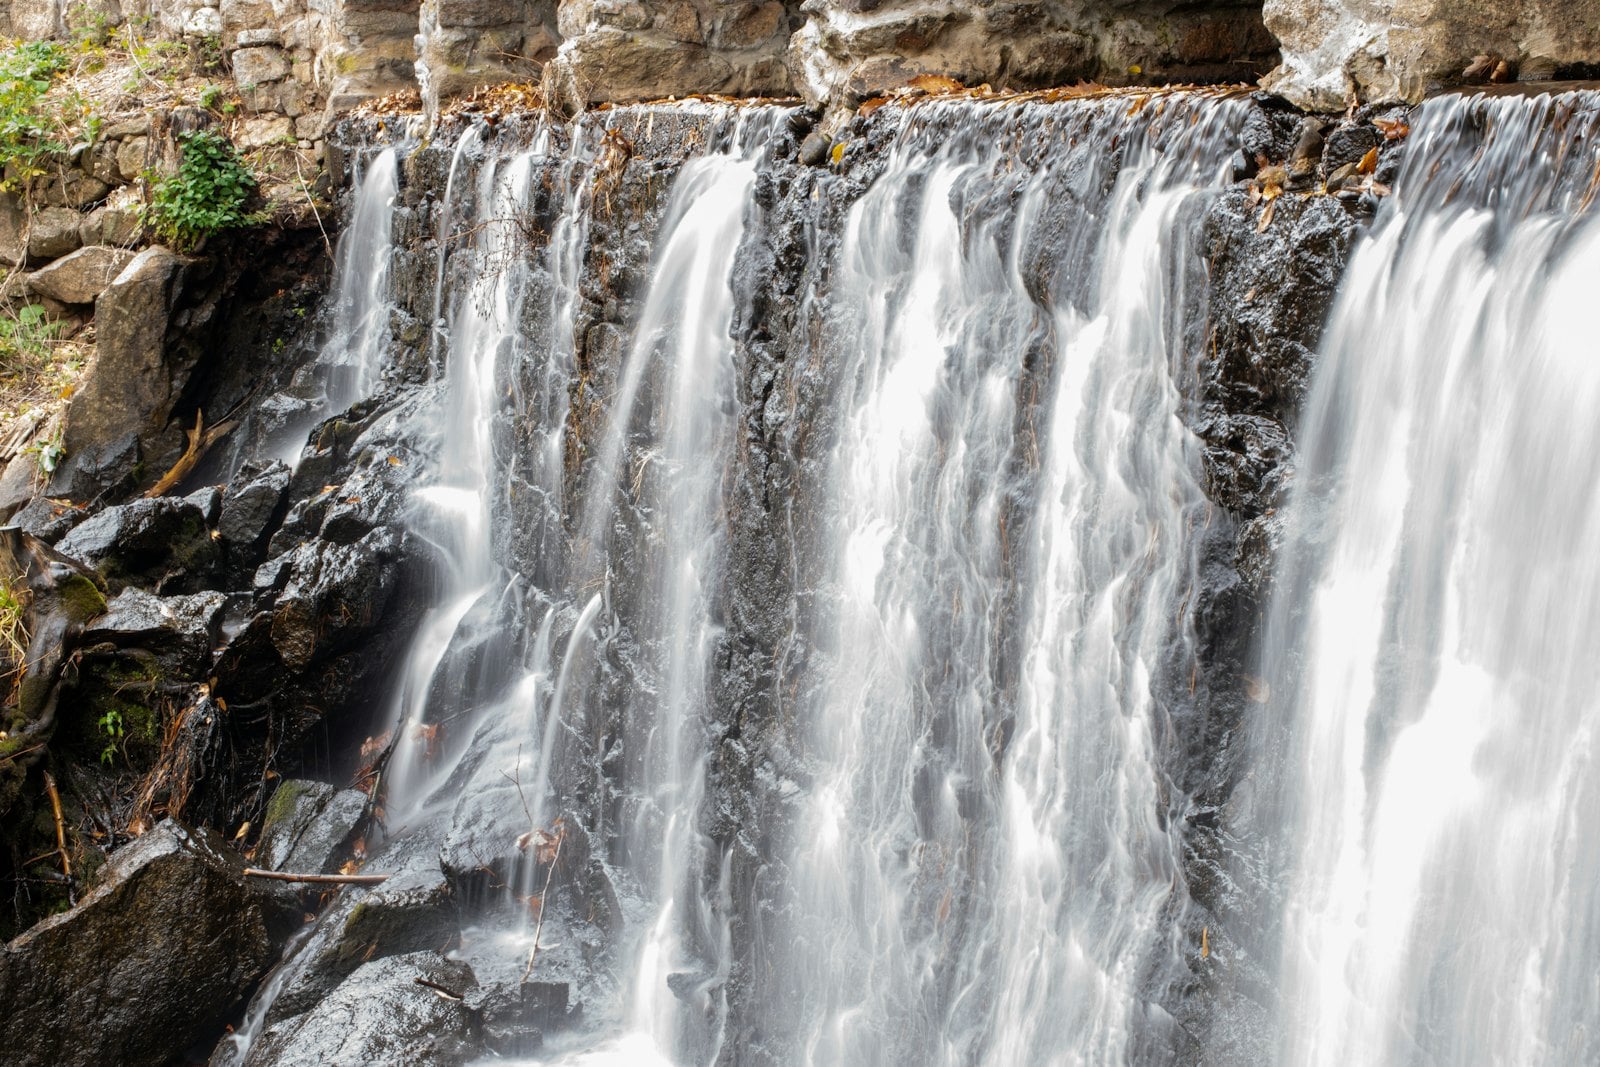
[763,95,1243,1066]
[1250,90,1600,1066]
[222,85,1600,1066]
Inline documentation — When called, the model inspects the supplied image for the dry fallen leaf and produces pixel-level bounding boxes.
[1463,53,1498,82]
[1356,146,1379,175]
[1374,117,1409,141]
[1255,199,1277,233]
[417,722,441,759]
[908,73,964,94]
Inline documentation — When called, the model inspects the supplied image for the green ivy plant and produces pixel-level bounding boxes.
[143,129,263,251]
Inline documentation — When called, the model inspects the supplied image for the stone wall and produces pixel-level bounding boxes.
[6,0,1280,115]
[790,0,1277,105]
[539,0,798,111]
[7,1,1600,130]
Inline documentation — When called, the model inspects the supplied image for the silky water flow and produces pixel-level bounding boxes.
[1244,89,1600,1067]
[758,94,1246,1067]
[211,85,1600,1067]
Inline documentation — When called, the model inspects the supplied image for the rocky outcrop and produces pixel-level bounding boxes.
[791,0,1277,105]
[540,0,796,109]
[255,778,367,873]
[14,0,1600,121]
[8,0,1279,116]
[246,951,482,1066]
[56,248,191,491]
[0,820,298,1067]
[1265,0,1600,110]
[24,246,137,306]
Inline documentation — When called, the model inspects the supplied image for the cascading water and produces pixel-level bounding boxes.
[760,93,1246,1066]
[594,113,783,1064]
[225,84,1532,1067]
[1250,90,1600,1066]
[250,145,402,468]
[225,104,797,1065]
[233,89,1263,1063]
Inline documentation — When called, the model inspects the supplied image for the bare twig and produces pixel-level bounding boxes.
[414,976,466,1001]
[520,828,563,983]
[243,868,389,885]
[0,741,46,766]
[500,742,535,828]
[294,152,334,259]
[42,770,73,903]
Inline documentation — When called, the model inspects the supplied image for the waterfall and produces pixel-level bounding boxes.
[226,88,1337,1066]
[285,106,796,1066]
[758,93,1244,1066]
[254,145,402,468]
[1251,90,1600,1065]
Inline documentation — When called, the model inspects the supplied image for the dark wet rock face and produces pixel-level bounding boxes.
[1194,187,1358,603]
[55,247,189,497]
[246,951,481,1067]
[55,495,219,592]
[1202,191,1358,439]
[256,779,368,874]
[219,461,293,571]
[257,842,461,1027]
[0,821,298,1067]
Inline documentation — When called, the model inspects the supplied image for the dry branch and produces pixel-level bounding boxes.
[143,410,239,498]
[42,770,73,903]
[520,828,563,983]
[414,976,466,1001]
[242,868,389,885]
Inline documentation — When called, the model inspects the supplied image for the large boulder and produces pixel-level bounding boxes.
[0,821,297,1067]
[0,193,27,265]
[218,459,291,569]
[256,778,367,874]
[259,850,461,1025]
[26,206,82,261]
[55,494,218,591]
[786,0,1276,106]
[9,0,60,41]
[25,246,137,305]
[60,247,189,480]
[541,2,789,109]
[418,0,555,112]
[319,0,423,110]
[245,951,482,1066]
[79,587,228,676]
